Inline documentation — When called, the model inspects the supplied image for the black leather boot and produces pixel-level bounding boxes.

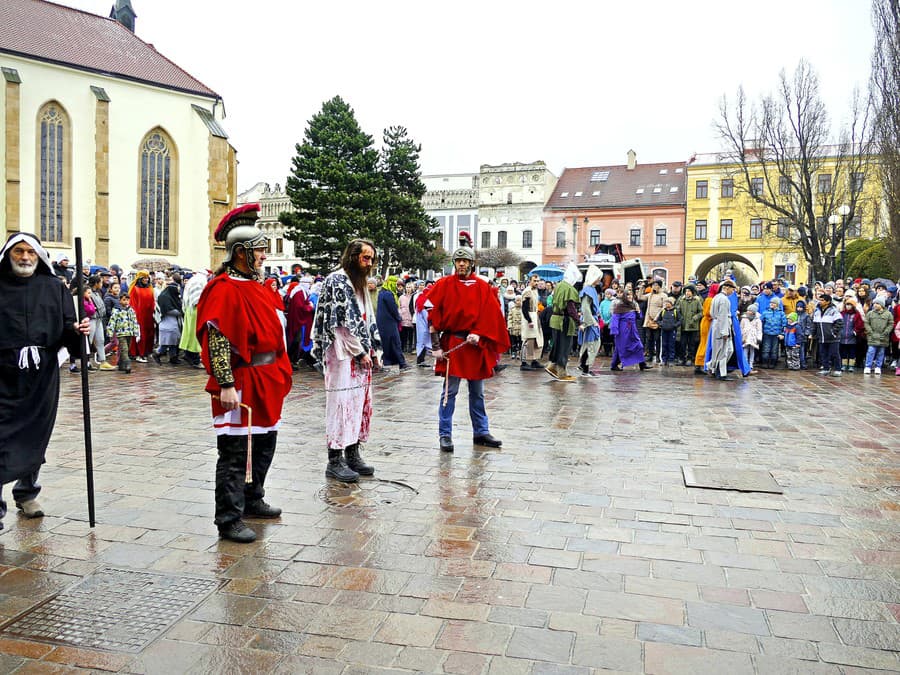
[344,443,374,476]
[326,448,359,482]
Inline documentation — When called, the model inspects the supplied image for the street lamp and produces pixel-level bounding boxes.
[827,213,840,281]
[837,204,850,281]
[562,216,589,262]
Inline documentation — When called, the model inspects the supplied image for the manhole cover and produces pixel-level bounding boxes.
[317,478,418,508]
[0,567,222,653]
[682,466,783,494]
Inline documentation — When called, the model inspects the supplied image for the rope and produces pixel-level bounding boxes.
[17,346,41,370]
[440,340,470,407]
[213,395,254,484]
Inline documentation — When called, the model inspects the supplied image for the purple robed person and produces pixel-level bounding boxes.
[609,297,646,368]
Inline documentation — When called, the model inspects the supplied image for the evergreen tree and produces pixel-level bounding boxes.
[374,126,443,277]
[281,96,382,272]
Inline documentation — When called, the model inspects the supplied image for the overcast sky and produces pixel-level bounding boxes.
[66,1,873,190]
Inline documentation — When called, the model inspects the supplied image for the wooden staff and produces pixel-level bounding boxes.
[74,238,96,527]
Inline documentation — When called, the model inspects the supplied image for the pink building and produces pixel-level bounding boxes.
[542,152,687,284]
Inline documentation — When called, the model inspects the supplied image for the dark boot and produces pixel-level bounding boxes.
[326,448,359,482]
[345,443,374,476]
[639,361,653,370]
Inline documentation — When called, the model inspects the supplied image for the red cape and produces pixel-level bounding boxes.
[129,284,156,356]
[196,275,292,428]
[427,275,510,380]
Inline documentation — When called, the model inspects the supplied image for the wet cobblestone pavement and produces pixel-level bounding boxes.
[1,358,899,673]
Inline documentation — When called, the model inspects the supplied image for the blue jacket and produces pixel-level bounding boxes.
[761,307,787,336]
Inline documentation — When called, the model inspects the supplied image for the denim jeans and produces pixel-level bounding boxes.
[820,341,841,371]
[438,376,489,438]
[865,345,886,369]
[761,334,780,363]
[743,345,756,368]
[0,470,41,522]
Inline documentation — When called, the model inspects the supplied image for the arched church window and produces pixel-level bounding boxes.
[37,102,71,243]
[139,129,178,252]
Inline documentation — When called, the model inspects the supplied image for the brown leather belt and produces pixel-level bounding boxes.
[236,351,276,367]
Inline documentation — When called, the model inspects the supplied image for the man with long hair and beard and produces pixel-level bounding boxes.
[312,239,381,483]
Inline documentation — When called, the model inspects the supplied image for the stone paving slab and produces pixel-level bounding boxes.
[0,359,898,673]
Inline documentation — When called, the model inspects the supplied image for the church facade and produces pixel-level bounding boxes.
[0,0,237,271]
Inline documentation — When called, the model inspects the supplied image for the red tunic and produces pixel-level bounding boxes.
[196,274,293,431]
[427,274,510,380]
[129,284,156,357]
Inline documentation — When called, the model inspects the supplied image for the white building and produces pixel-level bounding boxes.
[422,173,480,258]
[237,182,307,278]
[0,0,236,270]
[478,161,557,278]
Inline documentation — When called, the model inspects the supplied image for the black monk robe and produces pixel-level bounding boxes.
[0,271,81,483]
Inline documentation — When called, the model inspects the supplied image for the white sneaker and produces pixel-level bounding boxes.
[864,367,872,374]
[875,367,882,375]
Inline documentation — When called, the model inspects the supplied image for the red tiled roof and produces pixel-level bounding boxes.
[546,161,687,210]
[0,0,217,97]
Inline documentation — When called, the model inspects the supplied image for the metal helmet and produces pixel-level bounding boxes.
[214,204,267,265]
[452,230,475,262]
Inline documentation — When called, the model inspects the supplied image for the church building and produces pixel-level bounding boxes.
[0,0,237,270]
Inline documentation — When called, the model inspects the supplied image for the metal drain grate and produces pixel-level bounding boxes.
[682,466,783,494]
[0,567,222,652]
[317,478,418,508]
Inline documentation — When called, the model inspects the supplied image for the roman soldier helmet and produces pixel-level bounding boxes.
[214,204,267,265]
[451,230,475,262]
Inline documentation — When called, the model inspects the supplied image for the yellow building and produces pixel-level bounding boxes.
[685,151,883,285]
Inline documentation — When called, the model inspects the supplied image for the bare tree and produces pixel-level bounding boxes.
[716,60,872,283]
[871,0,900,272]
[476,247,522,271]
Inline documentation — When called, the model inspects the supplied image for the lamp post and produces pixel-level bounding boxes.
[827,213,840,281]
[562,216,589,263]
[837,204,850,281]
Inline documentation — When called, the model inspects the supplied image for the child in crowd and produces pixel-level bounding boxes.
[863,297,893,375]
[760,298,786,369]
[795,300,812,369]
[507,295,523,360]
[658,296,681,366]
[839,297,864,372]
[740,303,762,372]
[784,312,801,370]
[106,293,141,374]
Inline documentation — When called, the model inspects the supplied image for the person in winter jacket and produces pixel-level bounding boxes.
[740,304,762,373]
[676,285,703,366]
[813,294,844,376]
[795,299,813,369]
[863,297,893,374]
[784,312,801,370]
[759,298,787,369]
[838,297,865,372]
[658,296,681,366]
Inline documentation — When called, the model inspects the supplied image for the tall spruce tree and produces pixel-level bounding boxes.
[281,96,383,272]
[374,126,443,277]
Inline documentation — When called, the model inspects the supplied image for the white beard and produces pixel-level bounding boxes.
[11,260,36,277]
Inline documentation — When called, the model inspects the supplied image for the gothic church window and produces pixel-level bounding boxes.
[139,128,178,252]
[37,102,71,243]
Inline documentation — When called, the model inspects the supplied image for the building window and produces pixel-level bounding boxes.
[37,101,71,244]
[522,230,532,248]
[695,180,708,199]
[694,220,707,240]
[497,230,507,249]
[276,237,284,254]
[749,219,763,239]
[779,176,791,195]
[818,174,832,193]
[851,172,864,193]
[555,231,566,248]
[776,218,790,238]
[507,192,512,204]
[139,128,178,252]
[750,177,763,197]
[589,229,601,246]
[847,214,862,238]
[655,229,667,246]
[720,219,733,239]
[651,268,668,285]
[721,179,734,198]
[481,231,491,248]
[629,228,641,246]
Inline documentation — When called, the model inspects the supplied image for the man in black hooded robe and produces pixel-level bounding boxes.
[0,232,88,530]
